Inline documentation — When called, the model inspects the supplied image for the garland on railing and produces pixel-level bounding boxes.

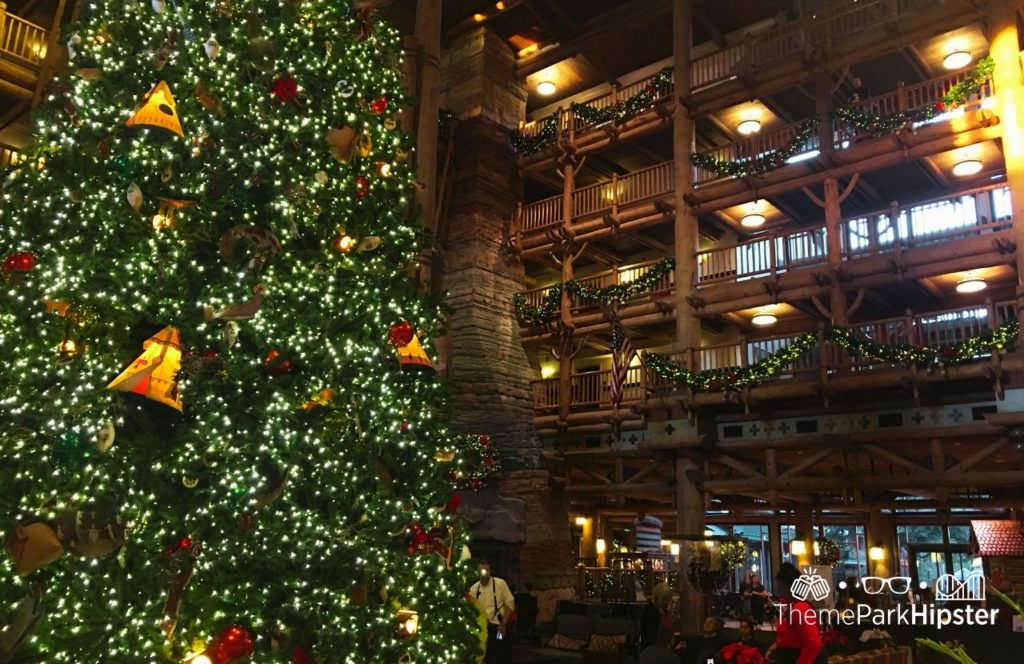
[570,67,675,127]
[831,56,995,136]
[512,258,676,325]
[690,118,820,178]
[644,319,1018,392]
[509,67,674,156]
[690,57,994,178]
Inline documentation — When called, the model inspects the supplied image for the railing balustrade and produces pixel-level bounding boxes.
[0,143,21,169]
[0,9,48,65]
[519,259,675,316]
[696,185,1011,285]
[532,302,1013,411]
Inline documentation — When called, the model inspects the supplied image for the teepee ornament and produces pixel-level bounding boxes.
[126,81,184,137]
[106,326,184,412]
[126,183,143,211]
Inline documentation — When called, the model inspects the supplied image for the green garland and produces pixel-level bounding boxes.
[690,118,819,178]
[448,433,501,490]
[692,57,993,178]
[510,67,674,156]
[512,258,675,325]
[645,319,1018,392]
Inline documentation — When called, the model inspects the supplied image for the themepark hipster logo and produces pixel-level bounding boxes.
[783,571,998,629]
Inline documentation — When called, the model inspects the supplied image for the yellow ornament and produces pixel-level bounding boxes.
[106,326,184,412]
[397,334,434,373]
[126,81,184,137]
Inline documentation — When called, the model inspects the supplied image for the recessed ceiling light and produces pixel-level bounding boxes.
[952,159,983,177]
[751,309,778,326]
[956,275,987,294]
[741,213,766,228]
[537,81,557,96]
[943,49,972,70]
[737,119,762,135]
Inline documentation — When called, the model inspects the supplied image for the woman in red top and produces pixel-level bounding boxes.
[766,563,823,664]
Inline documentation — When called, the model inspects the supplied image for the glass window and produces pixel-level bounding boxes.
[992,187,1012,221]
[822,525,867,588]
[731,524,772,588]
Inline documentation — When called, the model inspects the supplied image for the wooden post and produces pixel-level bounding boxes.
[815,69,834,158]
[896,82,907,112]
[558,159,577,422]
[867,510,896,578]
[673,0,700,369]
[675,455,704,635]
[824,177,848,326]
[989,2,1024,316]
[0,3,7,46]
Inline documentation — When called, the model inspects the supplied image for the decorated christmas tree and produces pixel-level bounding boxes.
[0,1,486,661]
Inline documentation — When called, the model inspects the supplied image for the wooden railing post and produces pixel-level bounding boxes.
[610,172,619,219]
[896,81,907,112]
[769,236,778,276]
[0,3,7,47]
[904,309,917,347]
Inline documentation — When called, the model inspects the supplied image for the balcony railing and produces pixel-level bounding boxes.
[515,69,994,233]
[520,259,675,312]
[520,0,958,147]
[531,301,1014,412]
[0,7,48,66]
[697,185,1011,285]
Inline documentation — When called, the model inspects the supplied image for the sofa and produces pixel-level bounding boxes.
[531,612,638,662]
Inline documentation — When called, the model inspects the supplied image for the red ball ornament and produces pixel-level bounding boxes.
[2,251,38,273]
[354,175,370,199]
[478,434,491,446]
[389,321,415,347]
[400,421,410,433]
[370,96,388,115]
[936,101,945,111]
[205,624,254,664]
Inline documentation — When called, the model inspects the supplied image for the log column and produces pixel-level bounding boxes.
[990,3,1024,313]
[673,0,700,363]
[441,26,576,616]
[673,0,705,636]
[794,504,815,568]
[867,510,897,578]
[824,177,848,326]
[558,157,577,422]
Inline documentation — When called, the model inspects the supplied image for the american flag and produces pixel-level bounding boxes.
[610,319,636,410]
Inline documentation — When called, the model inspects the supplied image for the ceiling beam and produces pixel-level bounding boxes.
[516,0,672,77]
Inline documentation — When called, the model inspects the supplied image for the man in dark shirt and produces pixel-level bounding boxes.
[639,626,682,664]
[687,616,729,663]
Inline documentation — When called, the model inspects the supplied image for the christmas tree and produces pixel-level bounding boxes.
[0,1,484,661]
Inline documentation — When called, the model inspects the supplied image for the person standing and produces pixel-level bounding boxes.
[469,561,515,664]
[766,563,822,664]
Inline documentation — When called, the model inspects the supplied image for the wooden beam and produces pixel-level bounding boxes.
[777,448,834,479]
[702,470,1024,492]
[516,0,672,77]
[947,437,1011,473]
[717,454,765,478]
[861,444,934,474]
[565,482,676,496]
[624,460,670,485]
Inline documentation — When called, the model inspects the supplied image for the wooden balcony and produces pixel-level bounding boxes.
[518,184,1013,339]
[532,301,1016,434]
[0,3,49,96]
[512,70,996,259]
[517,0,986,172]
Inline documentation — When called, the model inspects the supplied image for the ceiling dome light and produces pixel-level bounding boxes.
[956,275,987,294]
[537,81,557,96]
[737,118,762,135]
[943,49,972,70]
[952,159,983,177]
[751,309,778,327]
[741,213,766,228]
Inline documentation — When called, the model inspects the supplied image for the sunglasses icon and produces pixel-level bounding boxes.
[861,577,912,595]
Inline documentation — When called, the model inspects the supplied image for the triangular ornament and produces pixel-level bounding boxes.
[126,81,184,137]
[397,334,435,373]
[106,326,184,412]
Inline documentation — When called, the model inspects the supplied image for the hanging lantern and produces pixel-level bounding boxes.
[354,175,370,199]
[56,337,79,364]
[334,230,357,253]
[106,326,184,412]
[151,198,196,231]
[126,81,185,137]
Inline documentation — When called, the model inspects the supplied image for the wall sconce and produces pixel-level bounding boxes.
[575,516,588,526]
[869,546,886,561]
[670,542,680,556]
[596,538,607,554]
[790,540,807,556]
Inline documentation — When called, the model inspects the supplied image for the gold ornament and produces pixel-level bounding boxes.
[126,81,184,137]
[106,326,184,412]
